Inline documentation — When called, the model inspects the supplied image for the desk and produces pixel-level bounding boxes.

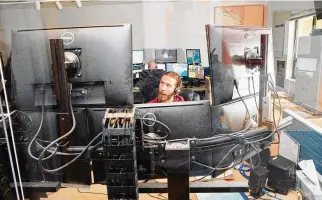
[186,86,208,92]
[45,169,301,200]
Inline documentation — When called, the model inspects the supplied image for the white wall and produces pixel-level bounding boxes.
[142,1,211,64]
[269,1,315,96]
[0,0,274,66]
[0,1,144,62]
[0,0,315,66]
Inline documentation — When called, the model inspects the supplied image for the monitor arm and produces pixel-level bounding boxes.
[66,108,292,200]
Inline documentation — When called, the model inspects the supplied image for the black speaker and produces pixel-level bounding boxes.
[266,155,296,195]
[248,165,270,198]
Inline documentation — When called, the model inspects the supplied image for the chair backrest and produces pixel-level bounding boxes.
[181,88,200,101]
[138,69,164,102]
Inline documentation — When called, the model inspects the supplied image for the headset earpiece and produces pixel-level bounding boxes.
[175,77,182,95]
[174,88,180,95]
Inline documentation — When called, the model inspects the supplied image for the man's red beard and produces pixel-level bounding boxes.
[157,91,174,102]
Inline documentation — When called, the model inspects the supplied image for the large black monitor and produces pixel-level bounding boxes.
[205,25,274,106]
[11,25,133,109]
[135,101,212,139]
[155,49,177,63]
[8,25,133,185]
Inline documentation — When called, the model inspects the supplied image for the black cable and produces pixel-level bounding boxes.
[271,77,282,144]
[89,140,103,152]
[140,117,171,140]
[77,188,107,195]
[192,144,239,182]
[296,189,303,200]
[268,75,282,132]
[39,132,103,173]
[192,160,235,171]
[28,90,58,161]
[251,76,259,111]
[28,90,78,157]
[249,143,261,169]
[234,80,251,132]
[148,193,167,200]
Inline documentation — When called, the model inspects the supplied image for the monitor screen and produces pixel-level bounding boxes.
[188,65,204,79]
[155,49,177,63]
[166,63,188,77]
[156,63,166,70]
[186,49,201,64]
[133,50,144,65]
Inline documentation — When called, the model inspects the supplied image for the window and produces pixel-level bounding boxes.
[290,15,314,79]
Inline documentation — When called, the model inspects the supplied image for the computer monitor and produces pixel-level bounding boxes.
[186,49,201,64]
[10,25,133,184]
[135,101,212,139]
[156,63,166,70]
[11,25,133,109]
[155,49,177,63]
[166,63,188,77]
[133,50,144,65]
[188,65,204,79]
[205,25,274,106]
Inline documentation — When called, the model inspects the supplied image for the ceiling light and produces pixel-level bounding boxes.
[35,1,40,10]
[75,0,82,8]
[55,1,62,10]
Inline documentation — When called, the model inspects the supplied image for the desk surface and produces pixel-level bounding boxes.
[186,86,208,92]
[45,169,300,200]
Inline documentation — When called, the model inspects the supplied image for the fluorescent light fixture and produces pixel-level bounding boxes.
[55,1,62,10]
[75,0,82,8]
[35,1,40,10]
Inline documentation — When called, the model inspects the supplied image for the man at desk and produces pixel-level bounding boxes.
[149,72,184,103]
[147,60,157,70]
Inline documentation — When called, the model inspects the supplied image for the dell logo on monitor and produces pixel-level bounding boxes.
[61,32,74,45]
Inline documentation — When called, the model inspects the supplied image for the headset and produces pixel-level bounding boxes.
[174,87,180,95]
[174,77,182,95]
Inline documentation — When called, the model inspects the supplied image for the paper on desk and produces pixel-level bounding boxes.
[297,170,322,198]
[299,160,320,189]
[196,193,245,200]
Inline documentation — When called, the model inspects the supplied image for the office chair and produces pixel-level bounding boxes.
[150,88,200,101]
[137,69,164,103]
[181,88,200,101]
